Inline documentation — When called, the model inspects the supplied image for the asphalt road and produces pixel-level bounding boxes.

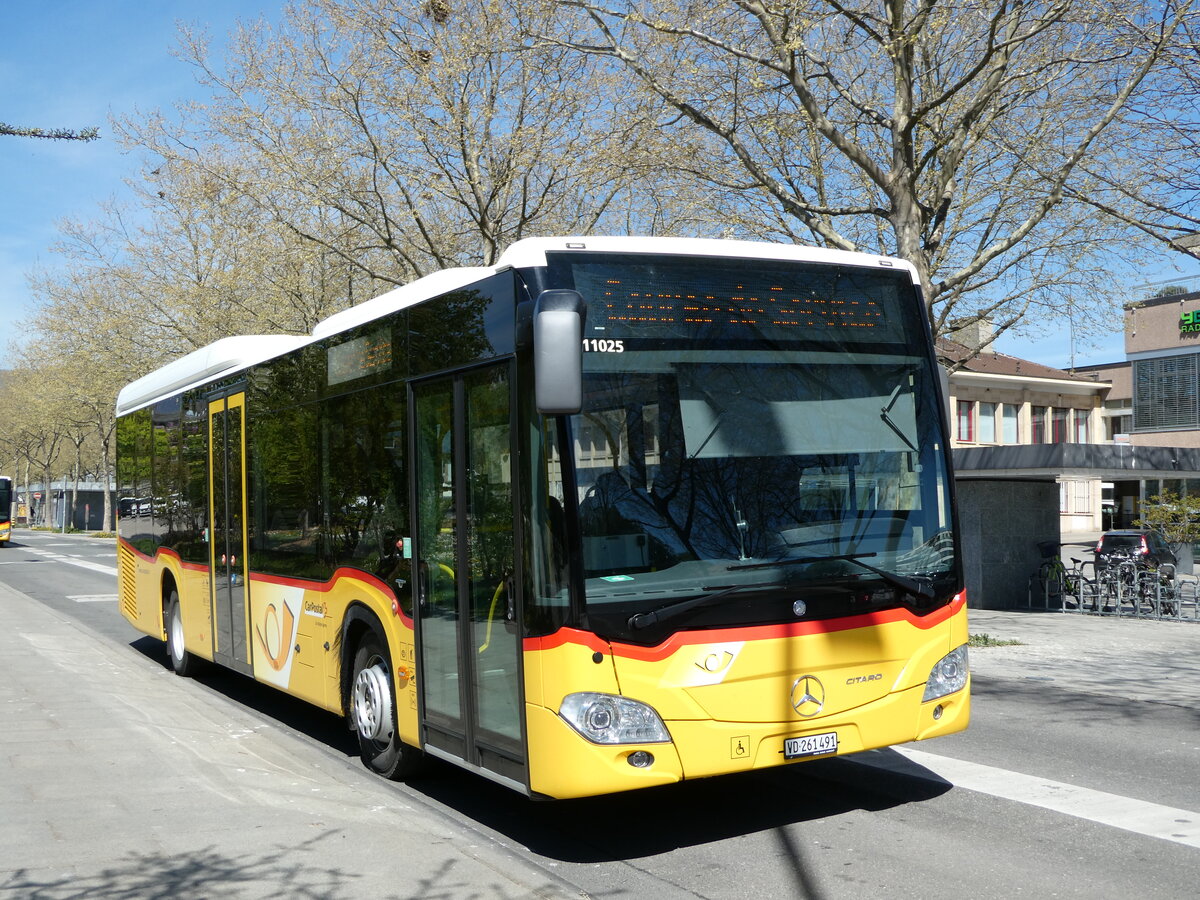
[3,528,1198,899]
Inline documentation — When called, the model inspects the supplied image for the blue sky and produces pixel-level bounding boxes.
[0,1,283,346]
[3,1,1199,371]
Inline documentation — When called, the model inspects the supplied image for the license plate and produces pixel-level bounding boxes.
[784,731,838,760]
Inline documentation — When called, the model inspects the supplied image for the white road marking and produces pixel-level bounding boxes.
[17,546,118,576]
[891,746,1200,850]
[69,594,119,603]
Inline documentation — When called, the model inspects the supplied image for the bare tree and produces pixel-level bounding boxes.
[540,0,1196,350]
[1,368,69,527]
[116,0,676,292]
[1069,11,1200,264]
[30,170,366,371]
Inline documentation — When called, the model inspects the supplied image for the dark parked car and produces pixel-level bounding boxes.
[1094,529,1176,569]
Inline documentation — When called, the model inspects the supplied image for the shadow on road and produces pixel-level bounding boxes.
[404,749,950,864]
[0,830,526,900]
[129,635,358,758]
[1,833,357,899]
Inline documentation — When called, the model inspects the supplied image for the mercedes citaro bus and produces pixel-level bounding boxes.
[116,237,969,799]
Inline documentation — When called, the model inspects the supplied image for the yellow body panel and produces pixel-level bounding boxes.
[526,704,683,798]
[118,543,171,640]
[178,564,215,662]
[0,522,10,543]
[525,599,969,797]
[117,540,418,744]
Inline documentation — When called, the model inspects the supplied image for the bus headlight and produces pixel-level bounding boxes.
[559,692,672,744]
[923,645,969,702]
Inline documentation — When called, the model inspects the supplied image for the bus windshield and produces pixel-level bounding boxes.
[544,252,956,642]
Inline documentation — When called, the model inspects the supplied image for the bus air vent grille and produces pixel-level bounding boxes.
[118,546,138,620]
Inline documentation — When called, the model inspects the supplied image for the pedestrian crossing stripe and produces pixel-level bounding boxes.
[69,594,119,603]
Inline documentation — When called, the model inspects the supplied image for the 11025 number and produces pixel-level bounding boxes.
[582,339,624,353]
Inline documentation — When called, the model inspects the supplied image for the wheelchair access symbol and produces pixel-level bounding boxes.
[731,735,750,759]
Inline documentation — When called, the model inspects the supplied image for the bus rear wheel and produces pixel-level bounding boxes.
[166,589,198,677]
[350,632,422,780]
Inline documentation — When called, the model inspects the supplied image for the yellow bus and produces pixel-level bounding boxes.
[115,237,968,799]
[0,476,12,545]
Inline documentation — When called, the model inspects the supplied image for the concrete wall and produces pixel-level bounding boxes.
[957,478,1060,609]
[1126,291,1200,355]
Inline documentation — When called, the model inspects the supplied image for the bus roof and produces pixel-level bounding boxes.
[494,236,922,285]
[115,335,309,416]
[311,265,493,340]
[116,237,921,415]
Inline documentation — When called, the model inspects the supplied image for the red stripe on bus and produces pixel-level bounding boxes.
[119,539,204,570]
[525,592,966,660]
[117,538,413,626]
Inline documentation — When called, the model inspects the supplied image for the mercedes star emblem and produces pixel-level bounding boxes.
[790,674,826,717]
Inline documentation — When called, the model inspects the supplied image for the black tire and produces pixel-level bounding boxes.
[166,589,198,677]
[1036,560,1062,600]
[1076,578,1098,612]
[349,631,423,780]
[1097,573,1118,612]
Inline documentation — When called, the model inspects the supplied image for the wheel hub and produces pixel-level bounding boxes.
[353,661,394,742]
[170,605,184,659]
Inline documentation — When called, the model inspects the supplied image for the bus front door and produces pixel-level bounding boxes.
[413,364,525,788]
[208,391,252,675]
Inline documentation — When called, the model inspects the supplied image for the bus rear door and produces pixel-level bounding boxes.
[208,391,253,676]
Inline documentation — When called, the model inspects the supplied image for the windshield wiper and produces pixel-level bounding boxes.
[627,580,785,631]
[729,552,935,603]
[880,384,918,452]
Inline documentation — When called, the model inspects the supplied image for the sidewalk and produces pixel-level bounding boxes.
[0,580,574,899]
[967,607,1200,711]
[982,528,1200,711]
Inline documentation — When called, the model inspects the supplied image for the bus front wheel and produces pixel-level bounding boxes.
[350,632,422,780]
[166,589,198,677]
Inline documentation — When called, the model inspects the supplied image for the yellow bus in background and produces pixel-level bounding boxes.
[0,476,12,545]
[115,237,969,799]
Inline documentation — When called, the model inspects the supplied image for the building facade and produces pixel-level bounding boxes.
[1073,284,1200,526]
[943,296,1200,606]
[1078,287,1200,447]
[944,343,1110,534]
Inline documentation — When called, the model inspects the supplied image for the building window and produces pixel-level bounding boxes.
[1134,354,1199,431]
[1001,404,1019,444]
[1060,479,1092,514]
[956,400,975,442]
[1107,414,1132,441]
[1031,406,1047,443]
[1051,407,1069,443]
[1073,410,1089,443]
[977,402,996,443]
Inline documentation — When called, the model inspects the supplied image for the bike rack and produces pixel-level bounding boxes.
[1022,550,1199,623]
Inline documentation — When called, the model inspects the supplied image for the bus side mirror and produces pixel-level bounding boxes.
[534,289,586,415]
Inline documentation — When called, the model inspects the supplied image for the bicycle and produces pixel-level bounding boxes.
[1094,551,1177,617]
[1037,551,1094,610]
[1094,551,1136,613]
[1142,562,1179,617]
[1069,558,1099,611]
